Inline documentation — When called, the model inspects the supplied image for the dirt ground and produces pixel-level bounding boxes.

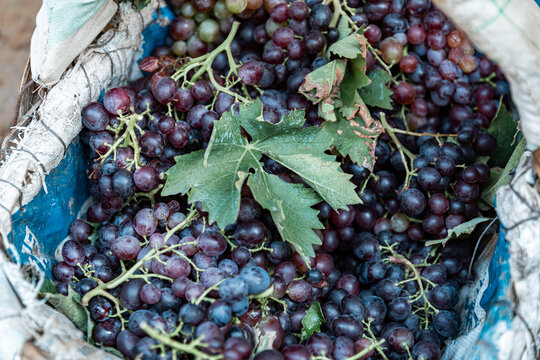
[0,0,41,137]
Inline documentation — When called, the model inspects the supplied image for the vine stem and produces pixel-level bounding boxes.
[380,112,415,187]
[140,323,222,360]
[100,108,151,168]
[194,278,226,305]
[171,21,249,104]
[388,254,439,329]
[81,208,199,306]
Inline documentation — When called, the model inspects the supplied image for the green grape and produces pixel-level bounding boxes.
[172,40,188,56]
[198,19,220,43]
[194,12,209,22]
[181,2,196,17]
[225,0,248,14]
[213,0,232,20]
[265,18,283,37]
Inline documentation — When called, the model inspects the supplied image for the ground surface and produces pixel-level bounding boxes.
[0,0,41,137]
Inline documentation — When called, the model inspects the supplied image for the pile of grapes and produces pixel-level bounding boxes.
[49,0,509,359]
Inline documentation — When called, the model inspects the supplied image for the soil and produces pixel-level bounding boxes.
[0,0,41,137]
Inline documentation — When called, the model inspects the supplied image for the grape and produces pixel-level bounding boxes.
[170,16,196,40]
[412,340,441,360]
[226,0,248,13]
[393,81,416,105]
[287,280,312,302]
[120,279,145,310]
[103,88,131,115]
[116,330,140,359]
[433,310,458,337]
[88,297,113,322]
[199,19,220,43]
[219,277,249,302]
[289,1,309,21]
[309,4,332,30]
[62,240,84,266]
[303,30,326,54]
[232,246,252,266]
[239,61,264,85]
[93,318,121,346]
[365,24,382,44]
[306,333,333,357]
[82,102,110,131]
[197,231,227,256]
[112,169,135,198]
[332,315,363,340]
[133,165,159,192]
[281,345,311,360]
[240,266,271,294]
[381,37,403,64]
[273,27,295,48]
[387,327,414,353]
[133,337,158,360]
[333,336,355,360]
[110,236,141,261]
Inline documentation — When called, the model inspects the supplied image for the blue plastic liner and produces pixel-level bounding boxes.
[10,4,175,277]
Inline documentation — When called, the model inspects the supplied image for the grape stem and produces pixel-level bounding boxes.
[171,21,250,104]
[81,208,199,306]
[140,323,222,360]
[362,318,389,360]
[387,253,439,329]
[380,112,415,187]
[194,278,226,305]
[101,108,151,169]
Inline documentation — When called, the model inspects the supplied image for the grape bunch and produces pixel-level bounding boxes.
[48,0,508,359]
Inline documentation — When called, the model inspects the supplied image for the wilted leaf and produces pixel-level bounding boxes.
[323,112,382,170]
[300,60,347,105]
[425,217,493,246]
[301,302,325,341]
[328,33,367,59]
[40,279,90,334]
[337,16,352,40]
[358,69,393,110]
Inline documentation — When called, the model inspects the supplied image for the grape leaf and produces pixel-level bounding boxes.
[40,279,91,335]
[301,301,325,341]
[487,104,522,167]
[163,100,360,257]
[425,217,493,246]
[481,138,526,206]
[337,16,352,40]
[323,112,382,170]
[328,33,367,59]
[300,60,347,122]
[338,66,372,122]
[358,69,393,110]
[248,170,323,258]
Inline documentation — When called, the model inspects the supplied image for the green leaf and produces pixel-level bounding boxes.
[337,16,352,40]
[323,112,382,170]
[481,138,526,206]
[328,33,367,59]
[425,217,493,246]
[487,104,522,167]
[103,347,124,357]
[358,69,393,110]
[270,154,358,210]
[248,170,323,258]
[40,279,90,334]
[301,302,325,341]
[163,100,360,257]
[300,60,347,121]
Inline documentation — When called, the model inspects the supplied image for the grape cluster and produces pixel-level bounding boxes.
[50,0,508,359]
